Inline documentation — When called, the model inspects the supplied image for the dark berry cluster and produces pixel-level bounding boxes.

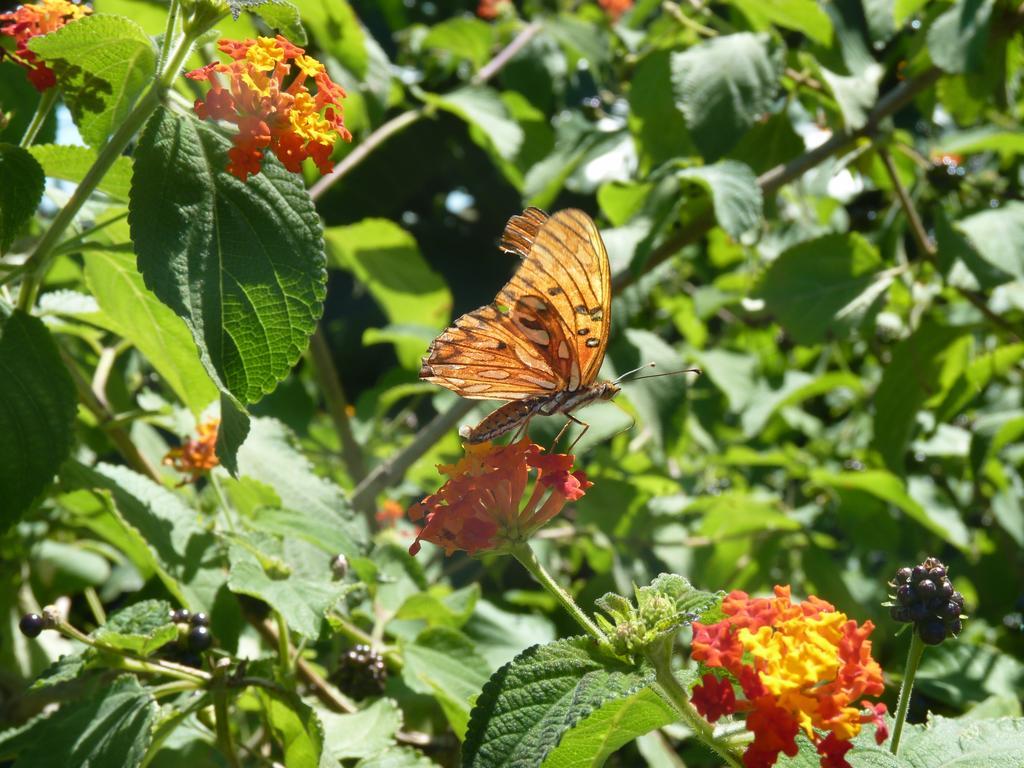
[18,608,58,638]
[162,608,214,666]
[888,557,965,645]
[332,644,387,700]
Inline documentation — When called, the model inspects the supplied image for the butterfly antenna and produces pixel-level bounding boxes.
[629,367,702,381]
[612,362,657,384]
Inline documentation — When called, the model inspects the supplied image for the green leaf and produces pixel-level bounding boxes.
[677,160,763,239]
[916,643,1024,707]
[320,698,403,761]
[250,0,307,45]
[227,533,349,639]
[257,688,324,768]
[0,312,76,529]
[848,714,1024,766]
[402,627,491,740]
[932,128,1024,160]
[93,599,176,657]
[324,218,451,369]
[730,0,833,45]
[217,392,251,475]
[954,201,1024,283]
[0,675,156,767]
[30,652,90,690]
[235,418,367,555]
[463,600,557,671]
[926,0,996,74]
[819,63,883,130]
[29,13,156,147]
[872,320,971,473]
[0,144,44,252]
[60,462,225,609]
[540,687,676,768]
[628,50,692,173]
[894,0,929,25]
[395,585,479,629]
[809,469,970,549]
[463,637,656,768]
[670,32,784,161]
[83,245,218,416]
[129,107,327,405]
[356,747,440,768]
[422,17,495,71]
[756,233,888,345]
[424,86,524,164]
[27,144,133,201]
[289,0,367,77]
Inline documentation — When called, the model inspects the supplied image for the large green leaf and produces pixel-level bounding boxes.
[809,469,970,549]
[257,688,324,768]
[954,201,1024,283]
[0,144,44,252]
[422,17,495,71]
[628,50,692,173]
[926,0,995,74]
[670,32,784,161]
[677,160,763,239]
[424,87,524,164]
[235,418,367,555]
[0,312,76,528]
[27,144,133,201]
[756,233,888,345]
[84,245,218,416]
[730,0,833,44]
[129,107,327,405]
[463,637,656,768]
[402,627,491,740]
[0,676,156,767]
[320,698,403,761]
[227,533,350,639]
[92,599,176,657]
[29,13,156,147]
[872,320,971,473]
[60,462,225,609]
[324,218,451,369]
[540,687,676,768]
[842,715,1024,767]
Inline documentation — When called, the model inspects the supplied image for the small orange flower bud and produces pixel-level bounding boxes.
[164,417,220,483]
[0,0,91,91]
[185,35,352,181]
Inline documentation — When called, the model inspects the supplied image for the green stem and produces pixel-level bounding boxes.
[213,683,241,768]
[19,88,58,148]
[510,542,604,642]
[647,653,745,768]
[141,692,211,768]
[274,610,291,679]
[156,0,182,74]
[209,471,237,532]
[83,586,107,625]
[889,632,925,755]
[16,23,198,312]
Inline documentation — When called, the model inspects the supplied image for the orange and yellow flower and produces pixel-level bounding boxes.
[598,0,633,20]
[691,586,887,768]
[0,0,91,91]
[476,0,512,19]
[186,35,352,181]
[164,417,220,483]
[407,438,591,556]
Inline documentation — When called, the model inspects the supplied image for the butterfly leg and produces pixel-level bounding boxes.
[552,413,589,453]
[510,415,534,444]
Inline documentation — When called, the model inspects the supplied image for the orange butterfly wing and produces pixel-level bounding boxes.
[420,207,611,400]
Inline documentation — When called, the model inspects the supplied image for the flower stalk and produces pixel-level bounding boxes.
[18,87,57,147]
[510,542,605,643]
[889,631,925,755]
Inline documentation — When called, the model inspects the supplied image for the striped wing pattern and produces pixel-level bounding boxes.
[420,208,611,403]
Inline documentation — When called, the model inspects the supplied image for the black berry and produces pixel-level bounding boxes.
[911,565,928,583]
[894,567,912,584]
[928,566,946,581]
[19,613,45,638]
[330,554,349,580]
[889,605,910,623]
[172,608,191,623]
[916,579,937,598]
[332,644,387,700]
[918,619,947,645]
[188,625,213,651]
[190,612,210,628]
[896,585,913,604]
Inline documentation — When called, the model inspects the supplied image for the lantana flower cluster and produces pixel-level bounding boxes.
[691,586,888,768]
[0,0,91,91]
[407,438,591,556]
[164,417,220,483]
[186,35,352,181]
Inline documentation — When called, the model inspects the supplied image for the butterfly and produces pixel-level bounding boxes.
[420,207,619,448]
